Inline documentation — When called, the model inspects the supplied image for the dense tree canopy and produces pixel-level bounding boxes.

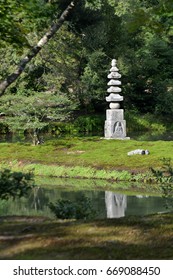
[0,0,173,138]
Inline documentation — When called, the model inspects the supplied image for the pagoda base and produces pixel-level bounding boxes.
[104,109,130,139]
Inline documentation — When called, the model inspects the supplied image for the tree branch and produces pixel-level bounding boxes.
[0,0,79,96]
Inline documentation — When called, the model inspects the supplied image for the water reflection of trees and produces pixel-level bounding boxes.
[27,187,49,211]
[0,187,55,217]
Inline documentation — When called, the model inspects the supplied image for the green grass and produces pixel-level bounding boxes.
[0,214,173,259]
[0,137,173,181]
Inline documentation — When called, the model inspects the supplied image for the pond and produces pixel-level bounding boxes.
[0,178,172,219]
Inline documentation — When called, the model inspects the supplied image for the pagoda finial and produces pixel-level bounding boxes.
[111,59,116,67]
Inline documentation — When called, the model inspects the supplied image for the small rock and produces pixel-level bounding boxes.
[127,149,150,156]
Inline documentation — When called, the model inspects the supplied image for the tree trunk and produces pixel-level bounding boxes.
[0,0,79,96]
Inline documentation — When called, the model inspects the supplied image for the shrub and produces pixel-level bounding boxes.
[49,194,96,220]
[0,169,35,200]
[151,158,173,209]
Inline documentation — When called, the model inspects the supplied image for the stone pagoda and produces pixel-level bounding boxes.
[104,59,129,139]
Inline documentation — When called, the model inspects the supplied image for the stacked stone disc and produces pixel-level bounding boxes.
[106,59,123,109]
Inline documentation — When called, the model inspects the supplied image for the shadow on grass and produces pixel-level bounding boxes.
[1,239,173,260]
[0,214,173,260]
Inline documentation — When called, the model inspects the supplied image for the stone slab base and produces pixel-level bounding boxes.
[104,109,130,139]
[103,137,130,140]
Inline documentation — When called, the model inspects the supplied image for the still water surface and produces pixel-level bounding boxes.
[0,179,171,219]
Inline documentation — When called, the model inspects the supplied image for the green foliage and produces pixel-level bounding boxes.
[0,22,81,140]
[49,194,96,219]
[85,0,103,10]
[0,90,75,143]
[0,0,28,46]
[125,111,166,132]
[73,115,104,134]
[46,114,104,136]
[0,169,35,200]
[80,50,108,110]
[151,158,173,209]
[151,158,173,184]
[0,0,57,47]
[0,0,173,123]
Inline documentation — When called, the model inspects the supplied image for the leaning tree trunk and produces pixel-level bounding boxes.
[0,0,79,96]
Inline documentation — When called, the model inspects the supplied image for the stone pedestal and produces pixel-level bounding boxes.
[104,109,127,139]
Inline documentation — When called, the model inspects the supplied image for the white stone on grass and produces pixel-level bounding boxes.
[127,149,150,156]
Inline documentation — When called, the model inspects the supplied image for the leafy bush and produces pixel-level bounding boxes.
[0,169,35,200]
[150,158,173,184]
[49,194,96,220]
[151,158,173,209]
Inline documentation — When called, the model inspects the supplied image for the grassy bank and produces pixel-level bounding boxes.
[0,214,173,260]
[3,162,146,182]
[0,137,173,181]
